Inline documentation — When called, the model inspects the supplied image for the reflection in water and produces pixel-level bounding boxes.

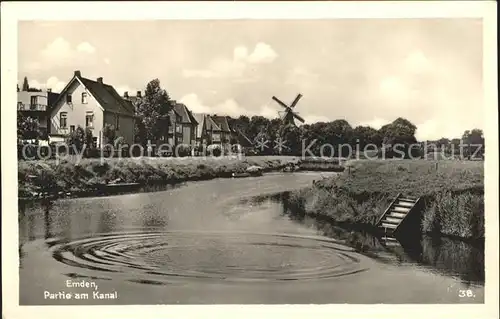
[259,191,485,285]
[48,231,369,283]
[19,190,485,286]
[18,174,484,304]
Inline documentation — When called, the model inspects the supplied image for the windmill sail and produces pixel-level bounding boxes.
[272,96,289,109]
[292,112,305,123]
[272,93,304,127]
[290,94,303,108]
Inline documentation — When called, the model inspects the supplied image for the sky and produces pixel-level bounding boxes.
[18,19,483,140]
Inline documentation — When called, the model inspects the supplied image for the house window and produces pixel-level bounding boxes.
[82,92,88,104]
[60,112,68,129]
[115,114,120,130]
[85,113,94,128]
[70,125,75,133]
[66,94,72,104]
[30,96,37,106]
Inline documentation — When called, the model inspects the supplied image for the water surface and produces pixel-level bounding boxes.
[19,172,484,304]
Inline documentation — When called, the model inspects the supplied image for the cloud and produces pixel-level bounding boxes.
[115,85,138,96]
[183,58,246,79]
[104,58,110,65]
[76,42,96,54]
[240,42,278,64]
[179,93,214,113]
[258,105,279,118]
[404,50,432,74]
[285,67,320,89]
[183,42,277,80]
[26,37,98,71]
[357,117,390,130]
[179,93,330,124]
[179,93,246,117]
[304,114,330,124]
[29,76,66,93]
[180,93,284,119]
[40,37,72,60]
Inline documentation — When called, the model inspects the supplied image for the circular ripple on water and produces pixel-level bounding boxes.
[49,231,368,283]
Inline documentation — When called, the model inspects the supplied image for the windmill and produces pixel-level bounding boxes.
[272,93,305,128]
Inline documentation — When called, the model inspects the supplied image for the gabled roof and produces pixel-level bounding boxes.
[53,72,135,117]
[187,110,198,126]
[79,77,135,116]
[173,103,198,125]
[205,115,221,131]
[168,108,183,125]
[192,113,206,139]
[211,115,231,133]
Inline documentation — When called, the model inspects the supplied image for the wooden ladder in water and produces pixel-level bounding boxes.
[375,193,422,238]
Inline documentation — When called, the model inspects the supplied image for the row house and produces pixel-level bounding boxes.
[192,113,235,147]
[122,93,199,149]
[172,102,198,146]
[49,70,136,147]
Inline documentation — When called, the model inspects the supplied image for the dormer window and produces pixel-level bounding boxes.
[66,94,72,104]
[82,92,88,104]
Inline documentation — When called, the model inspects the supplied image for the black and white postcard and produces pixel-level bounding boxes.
[1,1,498,319]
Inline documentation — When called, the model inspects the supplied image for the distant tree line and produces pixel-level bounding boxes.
[16,77,485,160]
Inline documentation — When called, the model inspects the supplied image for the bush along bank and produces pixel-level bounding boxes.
[17,157,297,200]
[285,163,484,241]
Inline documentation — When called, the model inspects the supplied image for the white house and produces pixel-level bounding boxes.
[49,70,136,147]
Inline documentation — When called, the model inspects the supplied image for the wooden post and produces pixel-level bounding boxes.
[435,162,438,171]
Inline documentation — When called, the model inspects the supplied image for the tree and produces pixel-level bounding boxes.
[247,116,270,141]
[253,128,272,155]
[378,118,419,158]
[462,129,484,158]
[267,118,282,144]
[22,76,29,91]
[85,127,94,148]
[462,129,484,145]
[228,115,250,136]
[102,123,116,145]
[134,120,147,144]
[17,113,41,141]
[67,126,86,152]
[134,79,174,144]
[279,124,302,155]
[352,125,381,148]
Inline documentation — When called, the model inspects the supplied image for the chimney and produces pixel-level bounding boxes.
[74,70,81,77]
[137,91,142,98]
[47,88,52,93]
[97,77,103,84]
[124,91,129,98]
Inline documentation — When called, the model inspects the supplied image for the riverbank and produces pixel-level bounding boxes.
[17,156,297,199]
[286,159,484,240]
[18,156,347,200]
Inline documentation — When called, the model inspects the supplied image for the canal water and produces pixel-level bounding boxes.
[18,172,484,304]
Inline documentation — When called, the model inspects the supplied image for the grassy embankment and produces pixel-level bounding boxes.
[287,160,484,240]
[18,156,305,199]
